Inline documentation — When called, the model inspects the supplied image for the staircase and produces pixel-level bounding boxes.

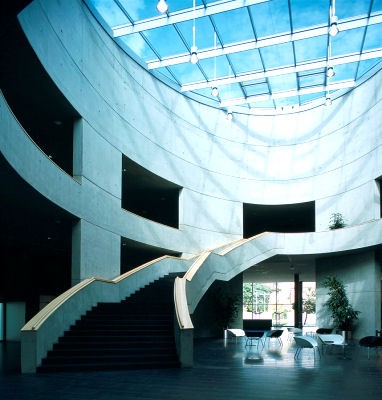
[37,274,181,372]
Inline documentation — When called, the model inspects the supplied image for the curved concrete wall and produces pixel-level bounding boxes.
[3,0,380,256]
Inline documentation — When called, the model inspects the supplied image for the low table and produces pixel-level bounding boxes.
[318,334,349,359]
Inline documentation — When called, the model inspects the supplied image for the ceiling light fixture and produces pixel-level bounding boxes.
[326,25,335,79]
[156,0,168,14]
[190,0,198,64]
[211,31,219,97]
[326,66,335,78]
[329,16,339,36]
[226,110,233,121]
[325,95,332,106]
[329,0,339,36]
[190,46,198,64]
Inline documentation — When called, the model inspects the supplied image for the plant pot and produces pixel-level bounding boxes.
[341,330,351,342]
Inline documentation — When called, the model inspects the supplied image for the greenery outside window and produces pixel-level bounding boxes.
[243,282,316,327]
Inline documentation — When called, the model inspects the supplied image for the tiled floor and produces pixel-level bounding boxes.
[1,335,382,400]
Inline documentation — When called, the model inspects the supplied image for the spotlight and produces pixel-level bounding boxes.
[156,0,168,14]
[325,96,332,106]
[190,45,198,64]
[211,87,219,97]
[329,16,339,36]
[226,110,233,121]
[326,66,335,78]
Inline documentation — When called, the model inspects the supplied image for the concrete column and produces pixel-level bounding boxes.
[72,219,120,284]
[294,273,303,328]
[72,118,121,284]
[73,118,121,199]
[316,251,381,339]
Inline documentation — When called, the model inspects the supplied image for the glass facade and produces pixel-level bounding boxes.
[243,281,316,327]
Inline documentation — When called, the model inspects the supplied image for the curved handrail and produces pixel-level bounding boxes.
[178,219,382,332]
[174,277,194,330]
[217,232,267,256]
[184,251,211,281]
[22,255,188,332]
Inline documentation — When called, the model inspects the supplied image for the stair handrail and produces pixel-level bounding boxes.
[20,255,192,373]
[21,255,174,332]
[184,250,212,281]
[174,251,211,329]
[217,233,267,256]
[174,277,193,330]
[174,234,272,331]
[21,277,105,332]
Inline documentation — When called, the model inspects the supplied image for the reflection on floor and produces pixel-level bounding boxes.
[1,334,382,400]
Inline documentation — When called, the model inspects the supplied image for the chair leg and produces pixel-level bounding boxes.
[294,348,301,359]
[315,347,321,359]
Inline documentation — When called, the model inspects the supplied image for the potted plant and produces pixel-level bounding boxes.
[329,212,346,229]
[323,276,360,335]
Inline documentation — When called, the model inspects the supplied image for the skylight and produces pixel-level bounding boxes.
[84,0,382,114]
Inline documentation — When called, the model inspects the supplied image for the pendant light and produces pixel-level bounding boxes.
[190,0,198,64]
[156,0,168,14]
[211,31,219,97]
[326,28,335,78]
[329,0,339,36]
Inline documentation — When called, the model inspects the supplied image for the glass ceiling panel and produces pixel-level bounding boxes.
[216,55,231,79]
[227,49,263,74]
[155,67,180,84]
[144,25,188,58]
[363,23,382,50]
[117,0,156,20]
[259,42,295,69]
[118,34,157,61]
[299,92,324,104]
[84,0,382,114]
[290,0,329,30]
[336,0,372,19]
[193,86,218,101]
[197,57,216,79]
[298,72,325,88]
[294,36,327,63]
[168,63,205,84]
[356,59,381,79]
[248,99,275,108]
[268,74,297,93]
[274,96,299,108]
[329,62,358,81]
[218,82,243,100]
[243,82,270,96]
[212,8,254,44]
[331,27,366,57]
[117,0,203,20]
[372,0,382,12]
[90,0,128,26]
[176,17,215,51]
[249,0,291,37]
[166,0,203,13]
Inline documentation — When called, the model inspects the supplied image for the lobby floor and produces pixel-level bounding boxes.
[1,335,382,400]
